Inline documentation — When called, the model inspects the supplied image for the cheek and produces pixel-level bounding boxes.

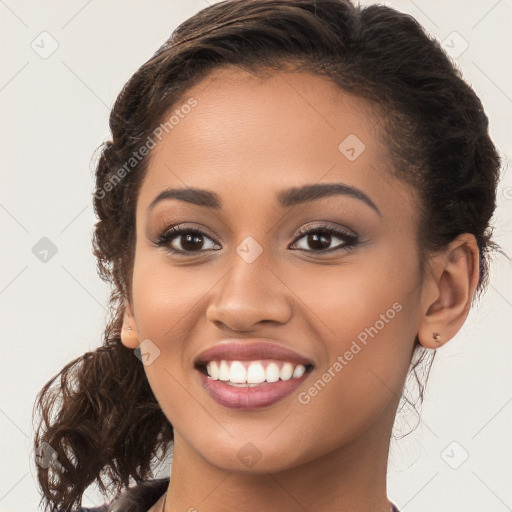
[131,252,210,346]
[291,242,420,350]
[290,262,421,449]
[130,251,227,429]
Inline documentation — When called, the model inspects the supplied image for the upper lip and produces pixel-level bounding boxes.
[194,340,315,367]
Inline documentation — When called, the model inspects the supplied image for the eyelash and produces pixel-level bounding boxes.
[153,223,359,257]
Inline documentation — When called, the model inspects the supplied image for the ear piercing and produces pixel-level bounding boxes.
[433,332,441,342]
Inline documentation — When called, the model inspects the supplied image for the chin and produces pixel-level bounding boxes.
[191,433,317,475]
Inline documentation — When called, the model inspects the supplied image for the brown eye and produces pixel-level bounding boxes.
[155,226,220,255]
[290,224,359,253]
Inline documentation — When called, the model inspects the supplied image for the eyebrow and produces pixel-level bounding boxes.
[147,182,381,216]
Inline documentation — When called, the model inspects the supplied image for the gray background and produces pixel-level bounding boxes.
[1,1,511,511]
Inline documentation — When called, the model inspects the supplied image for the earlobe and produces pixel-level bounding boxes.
[120,301,140,349]
[417,234,480,349]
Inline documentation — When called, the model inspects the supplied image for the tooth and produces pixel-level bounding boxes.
[292,364,306,378]
[218,360,230,381]
[207,361,219,380]
[280,362,293,381]
[247,361,266,384]
[266,362,280,383]
[229,361,247,383]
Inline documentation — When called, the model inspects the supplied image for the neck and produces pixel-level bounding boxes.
[163,408,396,512]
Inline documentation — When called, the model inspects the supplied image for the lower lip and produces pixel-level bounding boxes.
[198,370,311,409]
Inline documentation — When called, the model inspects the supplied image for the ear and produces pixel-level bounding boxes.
[417,233,480,349]
[120,300,140,349]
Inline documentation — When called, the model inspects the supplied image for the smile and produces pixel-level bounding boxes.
[194,339,315,409]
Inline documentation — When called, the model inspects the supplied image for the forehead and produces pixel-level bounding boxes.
[137,67,412,218]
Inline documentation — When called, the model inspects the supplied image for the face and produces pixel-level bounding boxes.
[124,67,427,473]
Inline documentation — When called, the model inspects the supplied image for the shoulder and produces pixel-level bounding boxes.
[70,478,169,512]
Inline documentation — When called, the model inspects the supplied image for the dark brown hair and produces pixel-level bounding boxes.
[32,0,501,510]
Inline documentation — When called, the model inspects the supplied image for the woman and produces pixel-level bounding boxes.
[32,0,501,511]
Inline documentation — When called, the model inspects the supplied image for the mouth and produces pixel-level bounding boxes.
[193,340,315,409]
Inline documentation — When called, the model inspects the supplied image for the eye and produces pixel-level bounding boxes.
[154,225,220,256]
[289,224,359,253]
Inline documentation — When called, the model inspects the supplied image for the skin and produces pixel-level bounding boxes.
[120,67,479,512]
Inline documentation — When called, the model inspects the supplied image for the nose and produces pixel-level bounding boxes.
[206,246,292,332]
